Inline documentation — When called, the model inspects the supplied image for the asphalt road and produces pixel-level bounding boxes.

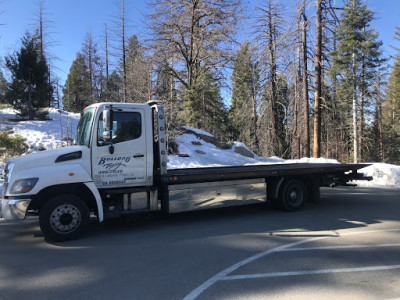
[0,187,399,300]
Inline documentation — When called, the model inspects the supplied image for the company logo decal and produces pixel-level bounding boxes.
[97,156,131,174]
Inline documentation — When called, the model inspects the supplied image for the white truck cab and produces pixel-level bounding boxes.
[1,102,166,241]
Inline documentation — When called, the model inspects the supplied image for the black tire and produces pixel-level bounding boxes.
[39,194,89,242]
[278,179,307,211]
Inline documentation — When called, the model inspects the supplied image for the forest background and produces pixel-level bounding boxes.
[0,0,400,164]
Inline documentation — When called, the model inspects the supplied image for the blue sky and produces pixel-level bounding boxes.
[0,0,399,88]
[0,0,147,83]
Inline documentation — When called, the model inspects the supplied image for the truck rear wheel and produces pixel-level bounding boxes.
[278,179,306,211]
[39,194,89,242]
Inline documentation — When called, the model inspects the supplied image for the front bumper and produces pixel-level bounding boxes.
[0,198,31,220]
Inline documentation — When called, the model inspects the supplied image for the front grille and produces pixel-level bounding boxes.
[1,162,14,198]
[1,183,6,198]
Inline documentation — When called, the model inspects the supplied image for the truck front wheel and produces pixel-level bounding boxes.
[278,179,306,211]
[39,194,89,242]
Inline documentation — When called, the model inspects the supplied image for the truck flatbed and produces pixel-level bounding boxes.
[164,163,370,185]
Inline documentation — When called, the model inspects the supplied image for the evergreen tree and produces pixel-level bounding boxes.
[5,32,53,119]
[62,52,91,112]
[154,59,173,102]
[0,70,7,104]
[63,31,103,111]
[154,59,179,129]
[82,30,102,103]
[329,0,384,162]
[383,53,400,163]
[125,35,151,103]
[229,42,260,153]
[106,70,123,102]
[258,73,290,158]
[179,67,227,139]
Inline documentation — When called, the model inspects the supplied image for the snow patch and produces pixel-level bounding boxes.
[0,108,80,152]
[355,163,400,188]
[183,126,214,137]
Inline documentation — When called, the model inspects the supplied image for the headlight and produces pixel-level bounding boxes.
[10,178,39,194]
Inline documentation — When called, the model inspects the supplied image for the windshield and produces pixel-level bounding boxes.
[75,107,95,147]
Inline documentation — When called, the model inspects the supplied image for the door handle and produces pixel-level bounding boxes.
[134,154,144,158]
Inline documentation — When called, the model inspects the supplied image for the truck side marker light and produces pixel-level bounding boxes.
[272,171,278,175]
[173,176,178,181]
[68,173,75,176]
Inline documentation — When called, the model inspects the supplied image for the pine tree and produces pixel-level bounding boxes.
[383,53,400,163]
[179,67,227,139]
[154,59,179,129]
[125,35,151,103]
[329,0,384,163]
[229,42,260,153]
[0,71,7,104]
[5,32,53,119]
[62,53,91,112]
[82,29,102,103]
[34,0,56,107]
[108,70,123,102]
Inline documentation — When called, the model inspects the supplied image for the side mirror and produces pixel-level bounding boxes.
[102,130,111,141]
[103,109,112,131]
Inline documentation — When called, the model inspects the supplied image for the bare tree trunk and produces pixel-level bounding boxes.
[188,0,201,87]
[267,1,280,156]
[294,42,299,158]
[48,64,51,106]
[105,23,109,99]
[377,74,384,161]
[313,0,322,158]
[87,30,94,102]
[251,71,259,153]
[28,72,34,120]
[302,0,310,157]
[294,5,301,159]
[358,31,365,161]
[352,52,358,163]
[116,0,127,103]
[353,90,358,163]
[38,0,44,60]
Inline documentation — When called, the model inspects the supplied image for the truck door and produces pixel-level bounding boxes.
[92,108,148,188]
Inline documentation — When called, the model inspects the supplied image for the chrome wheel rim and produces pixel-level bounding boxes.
[50,204,81,234]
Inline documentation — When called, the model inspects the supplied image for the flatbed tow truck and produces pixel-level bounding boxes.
[0,101,371,241]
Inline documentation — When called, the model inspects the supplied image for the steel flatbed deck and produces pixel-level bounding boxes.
[164,163,370,185]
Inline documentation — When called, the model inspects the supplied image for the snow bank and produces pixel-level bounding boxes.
[355,163,400,188]
[0,108,80,152]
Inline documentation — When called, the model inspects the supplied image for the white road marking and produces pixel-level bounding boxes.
[223,264,400,281]
[183,229,400,300]
[281,243,400,252]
